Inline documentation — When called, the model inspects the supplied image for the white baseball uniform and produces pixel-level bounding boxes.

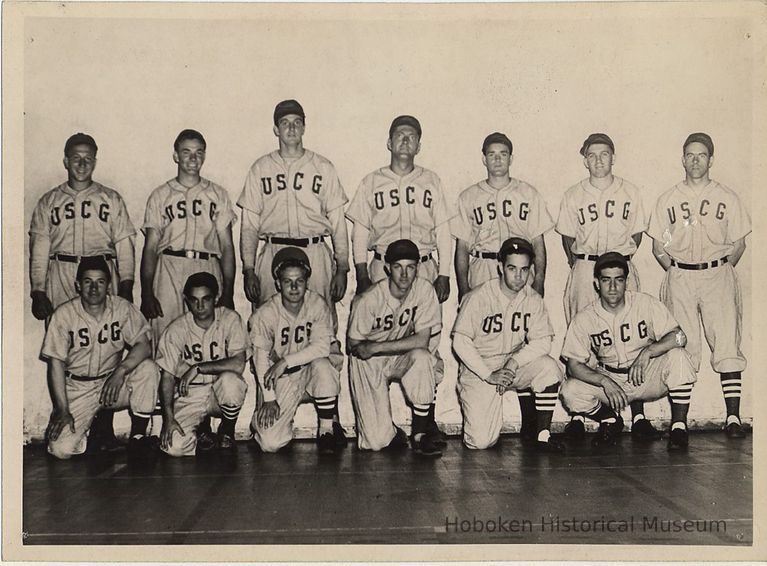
[41,296,160,458]
[648,180,750,373]
[559,291,697,414]
[556,177,647,322]
[249,290,341,452]
[452,280,562,449]
[156,307,249,456]
[347,277,443,450]
[29,182,136,308]
[452,178,555,289]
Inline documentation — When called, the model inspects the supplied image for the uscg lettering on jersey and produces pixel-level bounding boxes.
[50,201,111,226]
[373,186,432,211]
[472,200,529,225]
[260,174,323,195]
[576,201,631,225]
[666,200,726,224]
[372,306,419,332]
[182,340,229,363]
[163,199,217,223]
[280,322,313,346]
[481,312,531,334]
[68,322,122,348]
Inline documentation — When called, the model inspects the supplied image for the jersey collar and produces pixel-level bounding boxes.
[580,176,623,197]
[167,177,210,194]
[478,178,519,194]
[61,181,99,198]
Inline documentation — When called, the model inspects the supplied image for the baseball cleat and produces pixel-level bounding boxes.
[195,430,219,456]
[317,431,337,455]
[126,435,160,465]
[426,421,448,448]
[631,418,662,441]
[724,421,746,439]
[218,432,237,456]
[591,418,623,448]
[382,427,409,452]
[667,427,689,451]
[519,422,538,446]
[563,418,586,442]
[411,431,443,458]
[534,438,566,454]
[332,422,348,451]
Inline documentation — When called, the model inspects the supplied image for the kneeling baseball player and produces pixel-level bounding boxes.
[560,252,697,450]
[347,239,445,457]
[157,272,249,457]
[249,247,347,455]
[42,257,160,462]
[452,238,564,452]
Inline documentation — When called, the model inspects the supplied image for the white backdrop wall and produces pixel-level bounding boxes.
[21,4,755,440]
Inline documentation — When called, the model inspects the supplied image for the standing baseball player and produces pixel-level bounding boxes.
[452,238,563,452]
[249,247,346,454]
[648,133,750,438]
[560,252,697,450]
[555,133,658,442]
[237,100,349,316]
[347,239,445,457]
[41,257,160,461]
[29,132,137,452]
[453,132,553,301]
[157,272,249,457]
[346,115,452,303]
[140,129,237,342]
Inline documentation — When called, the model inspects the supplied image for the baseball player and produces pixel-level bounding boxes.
[555,133,658,442]
[453,132,553,301]
[29,132,137,453]
[140,129,237,342]
[452,238,564,452]
[237,99,350,316]
[560,252,697,451]
[346,115,452,303]
[249,247,347,454]
[157,272,249,457]
[648,133,750,439]
[347,239,445,457]
[41,256,160,461]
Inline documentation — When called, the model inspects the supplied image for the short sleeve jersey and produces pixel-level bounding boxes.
[561,291,679,368]
[29,182,136,255]
[248,290,334,360]
[237,150,348,237]
[155,307,249,378]
[41,296,150,376]
[346,166,452,255]
[555,176,648,256]
[647,180,751,263]
[451,178,554,253]
[347,277,442,352]
[142,178,236,254]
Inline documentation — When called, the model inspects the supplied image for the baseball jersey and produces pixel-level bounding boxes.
[556,176,648,256]
[451,178,554,252]
[237,150,347,237]
[647,180,751,263]
[41,295,150,377]
[143,178,236,254]
[346,166,452,254]
[348,277,442,351]
[156,307,249,378]
[561,291,679,368]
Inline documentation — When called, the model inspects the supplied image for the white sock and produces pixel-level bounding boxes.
[726,415,741,426]
[672,422,687,431]
[537,430,550,442]
[633,414,645,424]
[601,417,617,424]
[572,415,585,422]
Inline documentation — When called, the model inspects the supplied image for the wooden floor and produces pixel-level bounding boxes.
[23,431,751,546]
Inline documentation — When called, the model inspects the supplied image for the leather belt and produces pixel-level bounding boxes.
[598,363,630,375]
[575,253,632,262]
[470,250,498,260]
[66,371,109,382]
[284,365,303,375]
[50,253,115,263]
[162,249,219,260]
[373,251,433,263]
[670,257,728,270]
[262,235,325,248]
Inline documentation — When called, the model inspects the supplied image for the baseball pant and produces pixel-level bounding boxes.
[458,354,562,450]
[349,348,444,451]
[368,256,438,285]
[151,254,222,341]
[46,257,120,309]
[47,359,160,459]
[252,352,343,453]
[559,348,697,415]
[660,263,746,373]
[255,241,335,307]
[564,259,640,324]
[162,372,248,457]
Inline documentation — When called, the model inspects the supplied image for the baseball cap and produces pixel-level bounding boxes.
[580,133,614,156]
[683,132,714,156]
[273,99,305,125]
[183,272,219,297]
[271,246,312,279]
[482,132,513,155]
[389,115,422,138]
[498,237,535,262]
[64,133,98,156]
[76,256,111,282]
[384,239,420,264]
[593,252,629,277]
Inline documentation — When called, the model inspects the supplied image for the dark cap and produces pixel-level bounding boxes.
[271,246,312,279]
[593,252,629,277]
[64,133,98,156]
[580,133,614,156]
[183,272,219,297]
[76,256,111,282]
[683,132,714,156]
[498,237,535,263]
[389,115,422,139]
[384,239,420,264]
[482,132,513,155]
[273,99,305,126]
[174,129,207,152]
